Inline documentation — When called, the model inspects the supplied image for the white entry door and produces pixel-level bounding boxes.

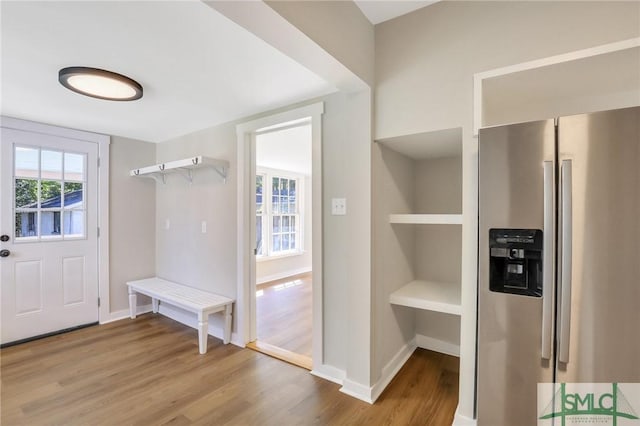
[1,127,99,344]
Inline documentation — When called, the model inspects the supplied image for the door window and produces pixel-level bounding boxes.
[14,146,86,241]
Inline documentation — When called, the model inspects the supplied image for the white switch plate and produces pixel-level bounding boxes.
[165,219,170,230]
[331,198,347,215]
[201,221,207,233]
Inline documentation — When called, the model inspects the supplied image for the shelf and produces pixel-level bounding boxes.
[389,280,461,316]
[130,155,229,184]
[375,127,462,160]
[389,214,462,225]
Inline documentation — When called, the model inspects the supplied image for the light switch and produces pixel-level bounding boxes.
[201,221,207,233]
[331,198,347,215]
[165,219,170,230]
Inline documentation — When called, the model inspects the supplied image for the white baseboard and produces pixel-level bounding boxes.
[256,266,312,285]
[416,334,460,357]
[370,337,417,402]
[101,304,152,324]
[310,364,346,385]
[340,378,374,404]
[453,407,476,426]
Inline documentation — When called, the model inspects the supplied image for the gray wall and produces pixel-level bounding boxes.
[413,157,462,349]
[322,89,372,385]
[109,136,156,312]
[414,156,462,284]
[372,144,417,383]
[155,120,237,339]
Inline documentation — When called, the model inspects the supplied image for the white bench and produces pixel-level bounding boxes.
[126,277,234,354]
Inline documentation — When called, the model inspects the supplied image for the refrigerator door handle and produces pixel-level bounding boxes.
[559,159,573,363]
[541,161,554,360]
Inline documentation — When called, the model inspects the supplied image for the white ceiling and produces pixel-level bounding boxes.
[355,1,439,25]
[0,1,337,143]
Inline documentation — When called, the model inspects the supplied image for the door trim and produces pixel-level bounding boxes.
[0,116,110,324]
[235,102,323,369]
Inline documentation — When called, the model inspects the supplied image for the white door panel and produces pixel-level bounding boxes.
[1,127,98,344]
[14,259,43,314]
[62,256,85,305]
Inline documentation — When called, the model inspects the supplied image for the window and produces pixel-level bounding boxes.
[256,171,303,258]
[14,146,86,241]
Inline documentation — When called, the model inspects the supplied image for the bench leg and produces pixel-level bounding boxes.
[152,298,159,313]
[197,312,208,355]
[224,304,232,344]
[128,288,137,319]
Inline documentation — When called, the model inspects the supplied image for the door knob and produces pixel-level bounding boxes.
[0,235,9,242]
[0,249,10,257]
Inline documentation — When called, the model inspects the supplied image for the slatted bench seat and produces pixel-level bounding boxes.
[127,277,234,354]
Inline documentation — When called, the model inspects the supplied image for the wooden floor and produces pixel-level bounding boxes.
[256,272,312,357]
[1,315,459,425]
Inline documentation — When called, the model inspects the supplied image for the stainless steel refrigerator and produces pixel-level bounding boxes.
[477,106,640,425]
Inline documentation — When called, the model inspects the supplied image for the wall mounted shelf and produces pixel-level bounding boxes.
[389,214,462,225]
[390,280,461,316]
[130,156,229,184]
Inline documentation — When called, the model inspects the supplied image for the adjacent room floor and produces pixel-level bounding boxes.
[1,314,459,425]
[256,272,312,358]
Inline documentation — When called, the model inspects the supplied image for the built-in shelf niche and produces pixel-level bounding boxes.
[476,39,640,133]
[374,125,463,356]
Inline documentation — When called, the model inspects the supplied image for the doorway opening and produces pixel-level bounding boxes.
[235,102,323,372]
[249,122,313,369]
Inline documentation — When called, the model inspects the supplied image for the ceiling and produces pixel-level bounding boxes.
[1,1,337,143]
[355,0,439,25]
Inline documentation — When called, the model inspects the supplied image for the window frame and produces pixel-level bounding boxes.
[255,167,305,260]
[13,144,88,243]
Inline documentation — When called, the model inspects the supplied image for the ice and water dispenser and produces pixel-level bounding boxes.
[489,229,543,297]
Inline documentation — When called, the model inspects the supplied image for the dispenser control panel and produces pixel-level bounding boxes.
[489,229,543,297]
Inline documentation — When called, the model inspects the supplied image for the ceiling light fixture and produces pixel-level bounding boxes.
[58,67,143,101]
